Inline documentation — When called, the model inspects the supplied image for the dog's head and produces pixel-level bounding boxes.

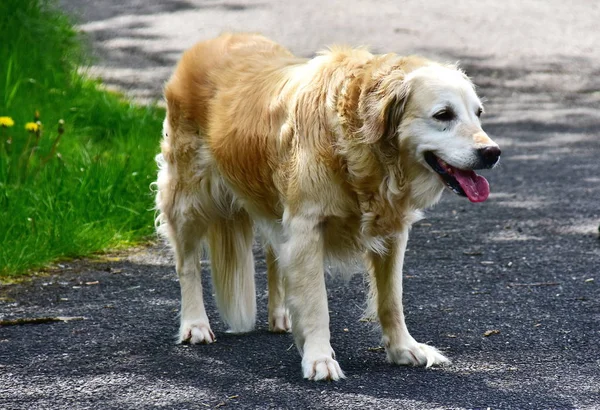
[360,60,500,203]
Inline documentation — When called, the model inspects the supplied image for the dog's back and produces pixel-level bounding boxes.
[165,33,299,132]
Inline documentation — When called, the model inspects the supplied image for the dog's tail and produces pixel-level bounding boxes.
[206,212,256,333]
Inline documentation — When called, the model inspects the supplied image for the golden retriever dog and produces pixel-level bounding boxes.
[155,33,500,381]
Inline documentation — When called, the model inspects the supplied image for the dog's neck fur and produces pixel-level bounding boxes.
[317,49,444,238]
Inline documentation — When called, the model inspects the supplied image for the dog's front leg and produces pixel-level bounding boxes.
[281,214,345,381]
[367,230,450,367]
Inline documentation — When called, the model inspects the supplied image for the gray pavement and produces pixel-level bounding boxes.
[1,1,600,409]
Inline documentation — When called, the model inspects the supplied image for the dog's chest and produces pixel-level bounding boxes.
[320,211,415,258]
[321,215,363,257]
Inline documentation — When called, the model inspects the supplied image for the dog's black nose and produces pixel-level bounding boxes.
[477,146,501,167]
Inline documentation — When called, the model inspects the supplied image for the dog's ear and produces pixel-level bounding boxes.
[375,82,410,162]
[383,92,407,142]
[359,70,410,146]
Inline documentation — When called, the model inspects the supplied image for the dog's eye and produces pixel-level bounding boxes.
[476,107,483,118]
[432,109,455,122]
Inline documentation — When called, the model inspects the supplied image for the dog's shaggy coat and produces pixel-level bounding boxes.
[155,33,500,380]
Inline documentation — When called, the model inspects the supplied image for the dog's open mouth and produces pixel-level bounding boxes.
[424,152,490,203]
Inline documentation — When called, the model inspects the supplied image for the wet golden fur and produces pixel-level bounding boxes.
[155,33,498,380]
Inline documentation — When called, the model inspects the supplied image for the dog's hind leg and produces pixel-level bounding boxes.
[366,230,450,367]
[206,211,257,333]
[266,245,291,332]
[171,216,215,344]
[155,130,217,344]
[156,184,214,344]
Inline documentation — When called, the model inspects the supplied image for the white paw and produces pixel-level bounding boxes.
[178,320,215,344]
[269,308,291,333]
[302,354,346,381]
[386,338,450,368]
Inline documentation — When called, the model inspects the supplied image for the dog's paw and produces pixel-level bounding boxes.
[269,308,291,333]
[178,320,215,344]
[302,355,346,381]
[386,339,450,368]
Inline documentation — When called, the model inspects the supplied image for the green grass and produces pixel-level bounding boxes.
[0,0,165,276]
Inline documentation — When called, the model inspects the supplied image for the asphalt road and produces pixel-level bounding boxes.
[1,1,600,409]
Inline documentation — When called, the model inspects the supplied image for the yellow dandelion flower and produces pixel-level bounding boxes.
[25,122,40,132]
[0,116,15,127]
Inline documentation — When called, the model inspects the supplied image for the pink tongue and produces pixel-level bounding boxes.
[453,168,490,203]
